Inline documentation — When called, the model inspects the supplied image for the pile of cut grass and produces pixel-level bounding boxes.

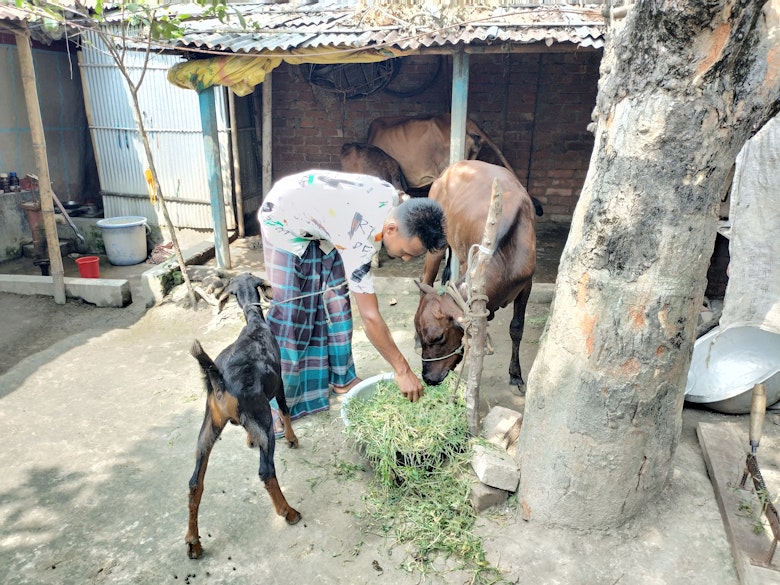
[344,375,469,487]
[343,374,504,583]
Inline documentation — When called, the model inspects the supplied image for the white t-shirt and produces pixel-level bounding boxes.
[259,170,399,294]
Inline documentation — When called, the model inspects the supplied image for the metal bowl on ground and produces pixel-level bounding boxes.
[55,201,82,214]
[684,325,780,414]
[340,372,394,426]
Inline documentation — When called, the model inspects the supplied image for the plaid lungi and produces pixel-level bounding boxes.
[262,236,359,420]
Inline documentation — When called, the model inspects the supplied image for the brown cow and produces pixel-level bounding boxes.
[414,160,536,390]
[339,142,409,195]
[366,113,518,190]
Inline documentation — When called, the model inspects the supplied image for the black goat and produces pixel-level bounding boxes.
[186,273,300,560]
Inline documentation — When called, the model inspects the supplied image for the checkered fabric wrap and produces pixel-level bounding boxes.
[262,236,359,420]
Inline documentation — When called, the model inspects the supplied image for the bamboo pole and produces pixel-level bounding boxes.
[463,178,502,435]
[15,31,66,304]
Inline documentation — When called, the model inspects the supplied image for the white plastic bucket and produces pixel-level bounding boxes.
[96,216,149,266]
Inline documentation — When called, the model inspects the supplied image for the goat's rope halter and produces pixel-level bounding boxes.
[419,344,464,362]
[419,280,467,362]
[270,282,347,305]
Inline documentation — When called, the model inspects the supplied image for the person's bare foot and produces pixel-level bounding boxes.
[331,377,362,395]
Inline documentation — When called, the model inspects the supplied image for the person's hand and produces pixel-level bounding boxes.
[395,368,424,403]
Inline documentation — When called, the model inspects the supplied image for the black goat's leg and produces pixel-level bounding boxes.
[258,427,301,525]
[508,284,532,391]
[186,411,224,559]
[274,384,299,448]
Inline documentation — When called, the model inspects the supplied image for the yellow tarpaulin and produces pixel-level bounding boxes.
[168,46,409,96]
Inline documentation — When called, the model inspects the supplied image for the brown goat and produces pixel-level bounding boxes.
[186,273,300,560]
[339,142,409,195]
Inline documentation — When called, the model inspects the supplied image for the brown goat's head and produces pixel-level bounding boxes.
[413,281,466,386]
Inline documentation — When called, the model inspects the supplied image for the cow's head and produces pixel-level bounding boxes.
[413,281,466,385]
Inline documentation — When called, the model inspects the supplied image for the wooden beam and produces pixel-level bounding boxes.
[228,89,244,238]
[697,421,780,584]
[404,43,600,56]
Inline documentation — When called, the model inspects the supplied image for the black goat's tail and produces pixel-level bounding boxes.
[190,340,226,395]
[441,246,453,284]
[531,196,544,217]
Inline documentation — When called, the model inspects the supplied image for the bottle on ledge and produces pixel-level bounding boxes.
[8,172,20,192]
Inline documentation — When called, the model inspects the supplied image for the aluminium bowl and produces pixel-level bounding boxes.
[684,325,780,414]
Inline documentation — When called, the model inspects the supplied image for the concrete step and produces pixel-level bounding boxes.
[22,239,74,259]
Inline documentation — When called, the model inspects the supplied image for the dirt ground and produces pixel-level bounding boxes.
[0,225,777,585]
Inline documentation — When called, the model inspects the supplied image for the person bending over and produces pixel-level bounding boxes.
[258,169,447,425]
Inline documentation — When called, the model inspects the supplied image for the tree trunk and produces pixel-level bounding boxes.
[518,1,780,529]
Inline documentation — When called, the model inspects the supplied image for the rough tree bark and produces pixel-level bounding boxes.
[517,1,780,529]
[464,178,502,435]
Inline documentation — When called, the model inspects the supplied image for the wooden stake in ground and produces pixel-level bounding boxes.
[463,178,502,435]
[15,31,66,304]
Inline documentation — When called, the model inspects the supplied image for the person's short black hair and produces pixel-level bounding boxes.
[394,198,447,252]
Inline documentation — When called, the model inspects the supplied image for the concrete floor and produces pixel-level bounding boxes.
[2,219,775,585]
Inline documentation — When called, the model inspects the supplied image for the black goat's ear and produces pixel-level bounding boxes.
[216,282,234,314]
[216,294,230,314]
[258,281,274,302]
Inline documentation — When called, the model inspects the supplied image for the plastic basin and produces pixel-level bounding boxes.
[684,325,780,414]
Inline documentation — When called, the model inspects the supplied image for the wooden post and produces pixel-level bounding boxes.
[228,89,244,238]
[464,178,502,435]
[15,31,66,304]
[251,89,264,198]
[262,73,273,198]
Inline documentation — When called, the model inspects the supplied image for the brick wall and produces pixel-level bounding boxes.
[267,49,601,223]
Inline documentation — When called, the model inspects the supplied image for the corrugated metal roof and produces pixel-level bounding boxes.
[0,4,31,24]
[156,2,605,56]
[1,2,99,43]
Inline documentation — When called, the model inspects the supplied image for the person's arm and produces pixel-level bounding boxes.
[352,291,424,402]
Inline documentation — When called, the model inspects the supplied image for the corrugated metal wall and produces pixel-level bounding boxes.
[78,30,235,231]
